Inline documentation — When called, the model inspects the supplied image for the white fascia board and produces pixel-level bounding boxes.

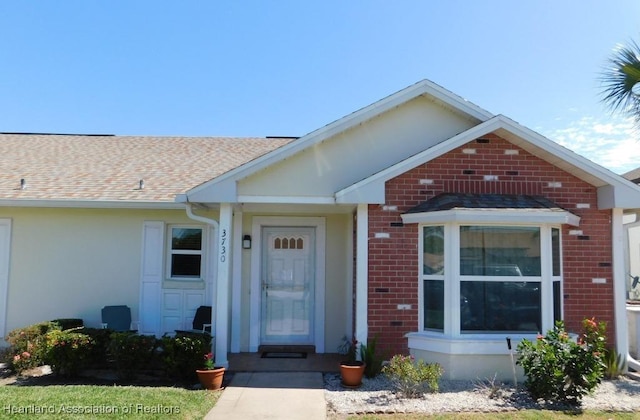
[496,116,640,208]
[337,114,640,208]
[0,199,184,210]
[598,183,640,209]
[335,182,386,204]
[187,179,238,203]
[186,80,493,203]
[412,79,493,121]
[336,117,505,203]
[401,208,581,226]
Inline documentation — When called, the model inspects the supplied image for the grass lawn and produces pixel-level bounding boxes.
[347,412,640,419]
[0,385,220,419]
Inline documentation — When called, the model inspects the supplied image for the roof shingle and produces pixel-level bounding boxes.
[0,133,294,202]
[405,193,569,214]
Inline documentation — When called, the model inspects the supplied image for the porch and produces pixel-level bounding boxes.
[227,351,343,373]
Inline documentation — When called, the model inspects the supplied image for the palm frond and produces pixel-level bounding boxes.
[600,40,640,123]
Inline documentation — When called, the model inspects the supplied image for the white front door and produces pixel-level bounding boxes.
[261,227,315,345]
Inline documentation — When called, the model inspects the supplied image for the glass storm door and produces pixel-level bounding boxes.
[261,227,315,344]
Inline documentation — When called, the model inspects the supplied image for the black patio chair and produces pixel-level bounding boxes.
[101,305,138,332]
[176,305,212,335]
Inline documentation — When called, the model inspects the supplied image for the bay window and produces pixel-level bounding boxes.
[419,223,561,336]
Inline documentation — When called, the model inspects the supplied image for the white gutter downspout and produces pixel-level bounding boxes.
[184,203,223,364]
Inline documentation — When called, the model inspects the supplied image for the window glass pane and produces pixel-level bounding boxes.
[423,280,444,331]
[423,226,444,275]
[553,280,561,323]
[172,228,202,250]
[460,226,541,276]
[460,281,541,332]
[171,254,201,277]
[551,228,560,276]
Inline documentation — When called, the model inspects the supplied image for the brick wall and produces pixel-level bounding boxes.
[366,134,614,355]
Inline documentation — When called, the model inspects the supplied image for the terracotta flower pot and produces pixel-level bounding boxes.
[340,361,366,387]
[196,367,225,390]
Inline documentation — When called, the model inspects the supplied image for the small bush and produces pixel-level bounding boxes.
[382,354,443,398]
[474,373,507,400]
[51,318,84,330]
[42,329,94,376]
[81,327,113,368]
[11,351,36,373]
[603,348,625,379]
[0,346,12,364]
[517,318,606,406]
[161,334,211,382]
[108,332,158,380]
[5,321,60,373]
[360,336,384,378]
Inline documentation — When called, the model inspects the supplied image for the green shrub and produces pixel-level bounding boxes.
[603,348,625,380]
[42,329,94,376]
[5,321,60,373]
[360,336,384,378]
[51,318,84,330]
[517,319,606,406]
[382,354,443,398]
[161,334,211,382]
[108,332,158,380]
[81,327,113,368]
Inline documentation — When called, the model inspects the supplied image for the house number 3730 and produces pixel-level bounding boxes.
[220,229,227,262]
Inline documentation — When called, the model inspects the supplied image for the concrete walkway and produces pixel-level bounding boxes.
[204,371,327,420]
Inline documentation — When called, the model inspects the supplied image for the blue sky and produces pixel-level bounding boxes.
[1,1,639,174]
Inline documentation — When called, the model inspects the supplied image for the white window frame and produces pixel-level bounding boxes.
[166,225,205,281]
[418,221,561,338]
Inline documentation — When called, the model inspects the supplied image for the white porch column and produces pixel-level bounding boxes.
[355,204,369,352]
[230,209,243,353]
[612,208,628,366]
[215,203,233,368]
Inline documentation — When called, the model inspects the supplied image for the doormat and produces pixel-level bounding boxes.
[261,352,307,359]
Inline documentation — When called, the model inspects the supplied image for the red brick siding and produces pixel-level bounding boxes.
[366,134,614,355]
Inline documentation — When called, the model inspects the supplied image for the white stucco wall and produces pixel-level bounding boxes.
[238,96,477,198]
[0,207,192,335]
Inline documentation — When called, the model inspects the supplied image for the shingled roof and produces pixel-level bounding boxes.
[0,133,295,204]
[405,193,570,213]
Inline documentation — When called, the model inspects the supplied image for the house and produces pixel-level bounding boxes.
[2,79,640,381]
[621,167,640,367]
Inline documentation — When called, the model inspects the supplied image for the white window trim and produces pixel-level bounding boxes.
[402,208,580,226]
[165,225,206,282]
[416,220,562,338]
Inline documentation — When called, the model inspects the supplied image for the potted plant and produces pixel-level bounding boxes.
[195,352,225,390]
[338,336,365,387]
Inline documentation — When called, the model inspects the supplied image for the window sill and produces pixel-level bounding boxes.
[163,279,206,290]
[406,331,539,355]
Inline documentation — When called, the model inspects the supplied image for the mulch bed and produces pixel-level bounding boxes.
[1,364,234,388]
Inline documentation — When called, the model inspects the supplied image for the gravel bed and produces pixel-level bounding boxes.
[324,373,640,416]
